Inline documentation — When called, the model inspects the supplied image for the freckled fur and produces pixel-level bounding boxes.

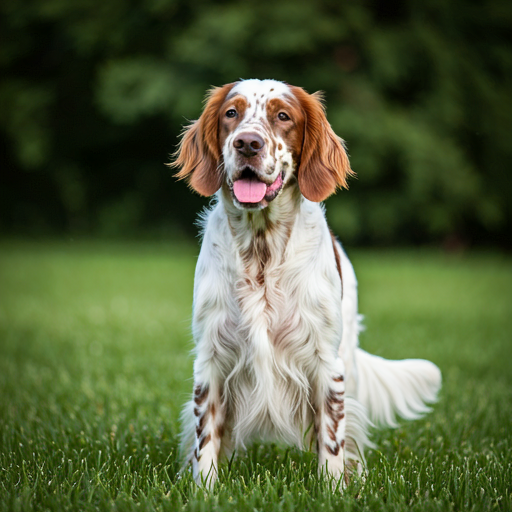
[173,79,442,490]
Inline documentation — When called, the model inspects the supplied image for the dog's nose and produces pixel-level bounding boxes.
[233,132,265,157]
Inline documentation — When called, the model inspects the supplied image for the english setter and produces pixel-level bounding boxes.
[172,79,441,488]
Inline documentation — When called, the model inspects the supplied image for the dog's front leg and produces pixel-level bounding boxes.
[191,374,225,489]
[315,357,347,486]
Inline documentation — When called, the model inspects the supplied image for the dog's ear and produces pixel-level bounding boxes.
[291,86,355,202]
[171,83,235,196]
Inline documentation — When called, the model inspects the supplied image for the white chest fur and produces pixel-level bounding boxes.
[191,194,343,447]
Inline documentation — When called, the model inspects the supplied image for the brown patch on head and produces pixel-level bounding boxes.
[266,97,304,166]
[290,86,355,202]
[170,83,235,196]
[218,95,248,150]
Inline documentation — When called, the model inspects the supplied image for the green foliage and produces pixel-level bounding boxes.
[0,242,511,510]
[1,0,511,244]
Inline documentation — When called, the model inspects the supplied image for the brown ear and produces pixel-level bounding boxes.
[291,86,355,202]
[170,83,235,196]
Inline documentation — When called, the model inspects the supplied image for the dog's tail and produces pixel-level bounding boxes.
[354,348,441,428]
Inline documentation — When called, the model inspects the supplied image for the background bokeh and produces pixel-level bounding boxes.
[2,0,512,247]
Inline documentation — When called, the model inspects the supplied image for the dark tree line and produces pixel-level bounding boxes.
[1,0,511,246]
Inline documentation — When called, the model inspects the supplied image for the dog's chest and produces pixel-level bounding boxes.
[195,203,343,443]
[233,225,343,368]
[224,229,342,443]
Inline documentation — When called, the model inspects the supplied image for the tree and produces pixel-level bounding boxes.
[1,0,511,245]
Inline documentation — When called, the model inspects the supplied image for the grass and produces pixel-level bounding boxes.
[0,240,511,511]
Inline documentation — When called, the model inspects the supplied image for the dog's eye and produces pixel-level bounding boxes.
[226,109,237,118]
[278,112,290,121]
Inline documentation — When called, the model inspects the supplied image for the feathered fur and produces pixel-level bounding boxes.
[172,79,441,489]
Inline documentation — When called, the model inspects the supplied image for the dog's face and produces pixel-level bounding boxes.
[219,80,303,209]
[173,79,354,207]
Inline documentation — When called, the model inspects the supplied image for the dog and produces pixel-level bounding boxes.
[171,79,441,488]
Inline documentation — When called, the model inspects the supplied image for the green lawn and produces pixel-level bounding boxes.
[0,241,511,511]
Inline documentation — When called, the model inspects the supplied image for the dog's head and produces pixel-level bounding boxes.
[172,79,354,208]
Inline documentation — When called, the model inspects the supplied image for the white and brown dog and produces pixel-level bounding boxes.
[172,79,441,488]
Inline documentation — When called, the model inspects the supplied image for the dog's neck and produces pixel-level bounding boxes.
[220,182,302,265]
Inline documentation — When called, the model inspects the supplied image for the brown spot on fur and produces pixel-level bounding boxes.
[327,425,337,442]
[325,388,345,439]
[333,375,344,382]
[330,230,343,297]
[241,231,270,285]
[194,384,209,405]
[327,389,345,405]
[210,402,216,418]
[341,439,345,449]
[239,208,295,296]
[199,433,211,450]
[193,407,200,417]
[278,143,283,151]
[266,97,304,169]
[217,423,225,439]
[256,270,265,286]
[326,443,340,456]
[332,410,345,430]
[198,413,206,431]
[325,401,336,419]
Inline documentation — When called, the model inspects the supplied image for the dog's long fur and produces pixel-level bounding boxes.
[171,79,441,488]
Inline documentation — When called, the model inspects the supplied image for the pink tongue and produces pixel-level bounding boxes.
[233,177,267,203]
